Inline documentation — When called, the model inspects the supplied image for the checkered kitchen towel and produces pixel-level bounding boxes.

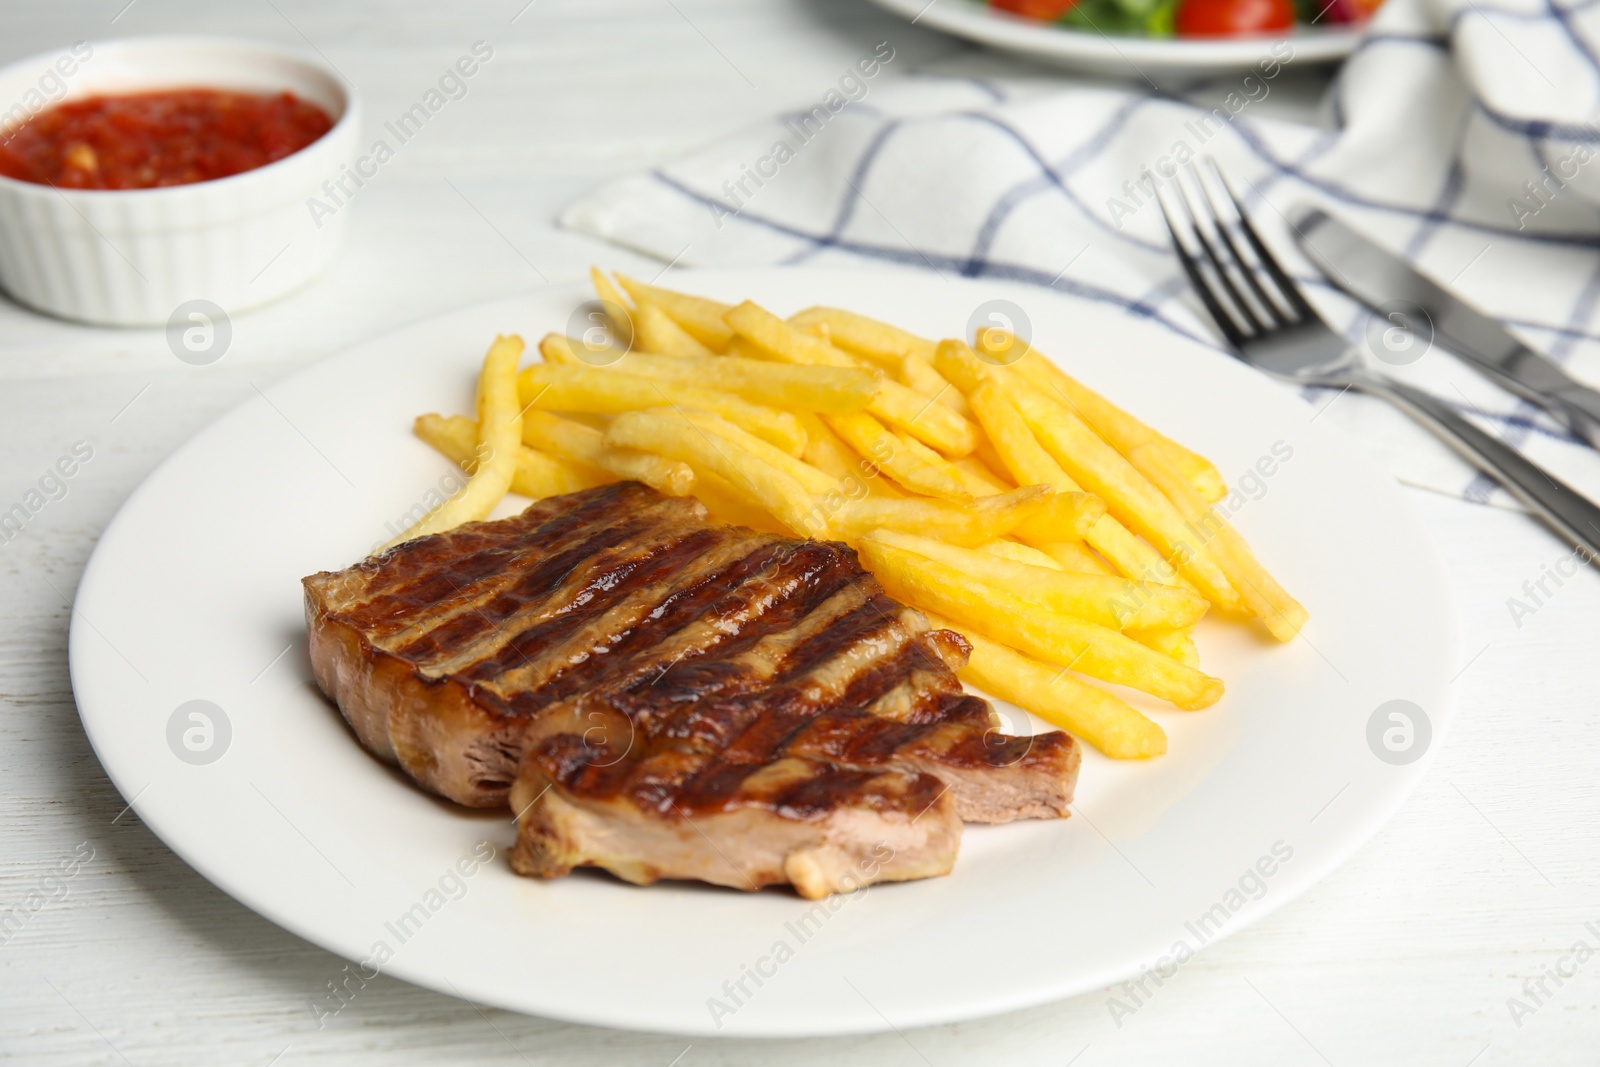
[562,0,1600,509]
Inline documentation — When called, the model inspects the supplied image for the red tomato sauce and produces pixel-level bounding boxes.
[0,89,334,190]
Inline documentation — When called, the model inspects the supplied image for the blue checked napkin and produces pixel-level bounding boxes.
[561,0,1600,509]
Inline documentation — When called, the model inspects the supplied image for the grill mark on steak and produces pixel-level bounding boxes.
[343,497,569,607]
[454,525,729,685]
[512,540,847,735]
[392,515,664,666]
[356,484,682,646]
[622,551,867,708]
[304,482,1080,895]
[347,488,629,632]
[634,605,915,760]
[533,735,948,823]
[770,593,907,686]
[387,522,642,661]
[725,695,990,769]
[836,637,956,722]
[508,535,790,708]
[475,529,764,719]
[619,582,875,747]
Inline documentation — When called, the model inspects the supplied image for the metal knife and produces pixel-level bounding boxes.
[1289,205,1600,446]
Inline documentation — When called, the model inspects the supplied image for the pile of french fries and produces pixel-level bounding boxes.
[394,269,1308,761]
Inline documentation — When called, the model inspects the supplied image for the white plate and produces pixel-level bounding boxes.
[70,268,1455,1038]
[870,0,1362,73]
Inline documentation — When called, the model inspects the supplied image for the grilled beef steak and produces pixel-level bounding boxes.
[304,482,1079,897]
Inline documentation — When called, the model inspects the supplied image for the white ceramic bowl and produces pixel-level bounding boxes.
[0,36,361,326]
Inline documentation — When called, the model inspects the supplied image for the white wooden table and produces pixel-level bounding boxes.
[3,3,1597,1064]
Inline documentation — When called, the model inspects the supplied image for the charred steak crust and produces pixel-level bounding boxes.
[304,482,1079,895]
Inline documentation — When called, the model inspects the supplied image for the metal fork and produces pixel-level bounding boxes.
[1160,161,1600,562]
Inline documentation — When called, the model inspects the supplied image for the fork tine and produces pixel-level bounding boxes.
[1204,158,1318,320]
[1190,164,1290,328]
[1172,171,1269,338]
[1156,185,1247,349]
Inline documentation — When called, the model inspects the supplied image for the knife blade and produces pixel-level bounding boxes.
[1289,205,1600,446]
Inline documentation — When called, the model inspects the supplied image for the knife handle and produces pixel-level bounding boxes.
[1356,372,1600,560]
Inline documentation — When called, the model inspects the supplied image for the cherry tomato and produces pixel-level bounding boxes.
[991,0,1081,19]
[1174,0,1293,36]
[1320,0,1384,21]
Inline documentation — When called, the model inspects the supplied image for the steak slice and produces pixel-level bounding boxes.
[511,746,961,899]
[304,482,1079,895]
[305,483,738,805]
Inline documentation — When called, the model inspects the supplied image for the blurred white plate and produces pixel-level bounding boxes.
[70,268,1455,1037]
[870,0,1362,73]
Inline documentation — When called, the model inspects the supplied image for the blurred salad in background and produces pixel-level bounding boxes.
[989,0,1382,37]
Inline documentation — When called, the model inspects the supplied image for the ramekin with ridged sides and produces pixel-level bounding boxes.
[0,37,361,326]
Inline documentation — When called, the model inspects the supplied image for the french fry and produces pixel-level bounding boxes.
[825,411,972,501]
[1080,515,1187,587]
[519,363,807,456]
[948,334,1240,604]
[1159,442,1230,506]
[1009,345,1226,503]
[864,472,906,498]
[943,451,1007,499]
[683,410,840,495]
[826,485,1052,546]
[1127,626,1200,669]
[794,321,899,372]
[605,409,824,537]
[964,487,1056,526]
[726,302,980,457]
[965,377,1068,485]
[588,267,634,349]
[539,333,585,366]
[865,380,979,457]
[942,357,1190,589]
[893,429,989,495]
[965,380,1158,575]
[798,412,906,497]
[858,536,1224,709]
[520,409,694,496]
[803,316,974,425]
[1033,539,1114,575]
[585,348,880,413]
[789,305,936,365]
[954,455,1011,494]
[730,309,855,367]
[389,334,525,546]
[615,274,734,350]
[925,612,1166,759]
[795,412,864,482]
[1012,492,1106,543]
[1134,452,1307,641]
[930,336,992,395]
[869,529,1208,631]
[940,423,1106,541]
[977,539,1065,570]
[726,336,775,362]
[899,351,973,419]
[1002,377,1243,611]
[972,440,1013,486]
[634,300,715,358]
[414,413,605,500]
[689,467,790,534]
